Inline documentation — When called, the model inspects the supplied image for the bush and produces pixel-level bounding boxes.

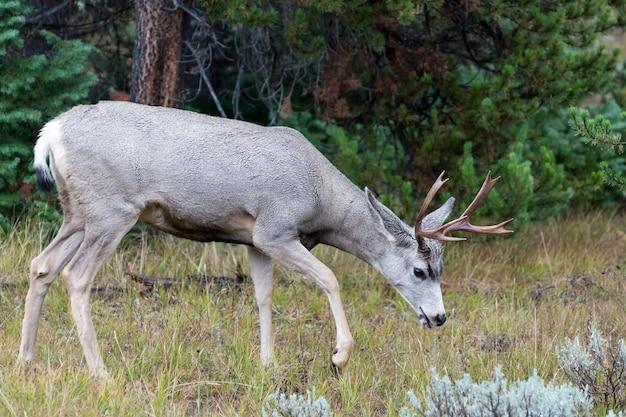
[455,138,574,224]
[0,0,96,228]
[262,389,332,417]
[557,325,626,413]
[568,104,626,191]
[263,357,626,416]
[401,367,593,417]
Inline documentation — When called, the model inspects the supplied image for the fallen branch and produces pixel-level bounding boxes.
[125,268,248,292]
[125,272,175,289]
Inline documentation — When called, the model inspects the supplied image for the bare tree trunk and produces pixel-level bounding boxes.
[130,0,185,107]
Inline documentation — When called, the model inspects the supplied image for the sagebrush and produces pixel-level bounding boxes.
[262,389,332,417]
[558,325,626,412]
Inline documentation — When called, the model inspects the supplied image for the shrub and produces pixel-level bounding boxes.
[455,139,574,224]
[568,105,626,190]
[262,388,332,417]
[531,104,625,209]
[0,0,96,228]
[557,325,626,412]
[263,356,626,416]
[401,367,593,417]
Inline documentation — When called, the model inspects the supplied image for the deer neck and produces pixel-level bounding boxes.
[322,190,391,270]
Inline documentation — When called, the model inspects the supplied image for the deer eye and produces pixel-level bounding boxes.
[413,268,427,280]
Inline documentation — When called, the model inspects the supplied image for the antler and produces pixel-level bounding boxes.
[414,172,513,245]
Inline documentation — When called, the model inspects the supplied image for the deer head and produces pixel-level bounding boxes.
[366,172,513,328]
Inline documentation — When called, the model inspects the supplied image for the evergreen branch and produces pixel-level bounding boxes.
[568,107,624,154]
[568,107,625,190]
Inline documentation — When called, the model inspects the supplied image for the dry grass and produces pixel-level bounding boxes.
[0,212,624,416]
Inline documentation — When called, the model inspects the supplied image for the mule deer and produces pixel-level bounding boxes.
[19,101,512,377]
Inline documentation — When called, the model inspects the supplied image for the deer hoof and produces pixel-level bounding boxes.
[331,341,353,368]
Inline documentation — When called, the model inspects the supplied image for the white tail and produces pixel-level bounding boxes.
[34,119,62,191]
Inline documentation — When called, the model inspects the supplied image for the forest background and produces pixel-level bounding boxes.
[1,0,624,229]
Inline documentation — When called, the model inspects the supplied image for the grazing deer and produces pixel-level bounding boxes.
[18,101,512,377]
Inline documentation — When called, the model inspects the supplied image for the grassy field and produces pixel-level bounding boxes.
[0,212,624,416]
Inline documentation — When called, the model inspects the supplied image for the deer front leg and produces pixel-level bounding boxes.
[252,237,354,368]
[247,246,275,367]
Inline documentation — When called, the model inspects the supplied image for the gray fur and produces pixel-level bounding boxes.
[364,187,414,246]
[20,101,450,376]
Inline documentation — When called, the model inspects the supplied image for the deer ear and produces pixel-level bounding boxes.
[365,188,413,246]
[421,197,455,229]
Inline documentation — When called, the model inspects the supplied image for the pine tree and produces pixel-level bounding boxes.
[192,0,622,221]
[0,0,96,227]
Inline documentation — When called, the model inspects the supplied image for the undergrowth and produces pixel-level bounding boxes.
[0,212,624,416]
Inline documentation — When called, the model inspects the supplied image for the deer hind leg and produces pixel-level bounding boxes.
[61,212,138,377]
[247,246,274,367]
[252,234,354,368]
[18,219,84,363]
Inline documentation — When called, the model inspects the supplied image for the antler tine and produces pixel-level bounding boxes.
[416,222,468,241]
[444,217,514,235]
[414,172,448,237]
[460,171,499,218]
[444,171,513,236]
[414,171,514,244]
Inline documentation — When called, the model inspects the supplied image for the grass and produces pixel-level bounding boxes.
[0,211,624,416]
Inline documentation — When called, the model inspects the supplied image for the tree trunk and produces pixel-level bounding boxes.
[130,0,185,107]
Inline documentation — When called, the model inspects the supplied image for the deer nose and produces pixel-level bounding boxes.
[434,313,446,326]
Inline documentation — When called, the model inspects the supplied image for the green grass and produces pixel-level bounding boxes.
[0,212,625,416]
